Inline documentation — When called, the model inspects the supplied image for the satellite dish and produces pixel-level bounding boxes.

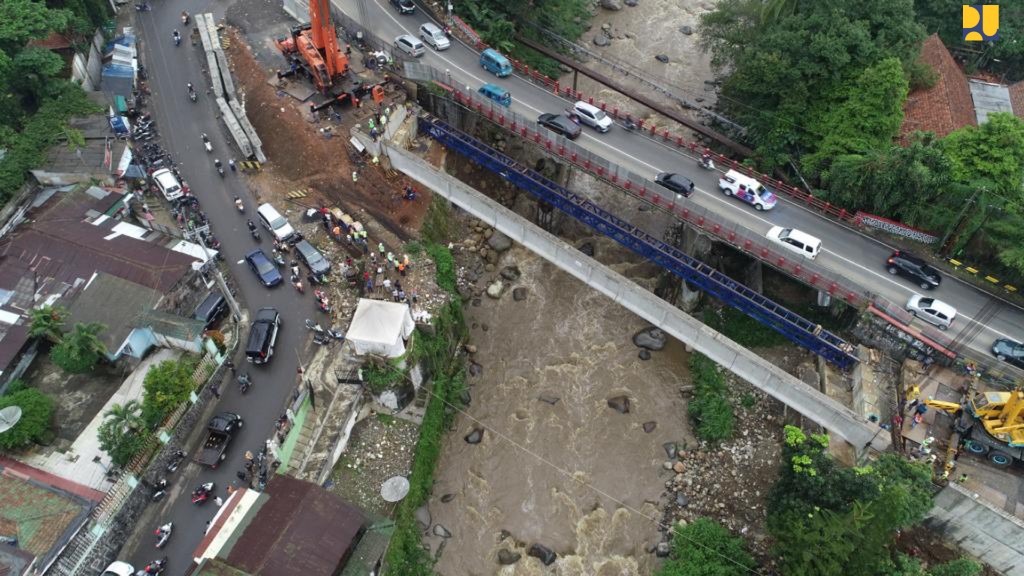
[380,476,410,502]
[0,406,22,434]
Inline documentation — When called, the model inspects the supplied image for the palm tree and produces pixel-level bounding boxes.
[66,322,108,356]
[103,400,144,434]
[29,305,67,343]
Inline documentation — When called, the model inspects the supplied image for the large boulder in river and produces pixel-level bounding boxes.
[633,327,667,351]
[486,280,505,299]
[599,0,623,10]
[487,231,512,252]
[528,543,557,565]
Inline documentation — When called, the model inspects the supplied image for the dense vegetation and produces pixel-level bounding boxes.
[653,517,755,576]
[768,426,981,576]
[383,242,468,575]
[0,380,55,450]
[697,0,1024,279]
[687,353,734,443]
[0,0,106,199]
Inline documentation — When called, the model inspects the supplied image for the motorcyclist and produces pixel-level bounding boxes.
[228,159,236,172]
[172,30,181,44]
[181,10,189,24]
[247,220,257,233]
[234,196,243,211]
[700,151,712,167]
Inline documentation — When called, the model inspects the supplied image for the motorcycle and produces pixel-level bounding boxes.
[154,523,173,548]
[247,219,260,241]
[151,478,168,502]
[135,2,151,11]
[166,450,186,473]
[214,158,225,178]
[314,289,331,314]
[181,11,190,25]
[191,482,215,505]
[237,372,253,394]
[235,196,244,212]
[292,275,304,294]
[137,557,167,575]
[173,31,181,46]
[272,250,286,267]
[202,133,212,153]
[623,118,638,131]
[698,154,715,170]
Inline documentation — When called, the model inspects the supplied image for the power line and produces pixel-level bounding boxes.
[414,378,766,574]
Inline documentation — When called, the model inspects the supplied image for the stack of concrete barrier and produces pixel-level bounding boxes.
[196,13,266,162]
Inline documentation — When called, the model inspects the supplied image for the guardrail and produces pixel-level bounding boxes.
[403,67,871,309]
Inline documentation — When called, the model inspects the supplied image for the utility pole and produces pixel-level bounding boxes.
[939,189,981,257]
[196,234,243,322]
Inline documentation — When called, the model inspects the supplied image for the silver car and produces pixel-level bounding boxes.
[905,294,957,331]
[394,34,425,57]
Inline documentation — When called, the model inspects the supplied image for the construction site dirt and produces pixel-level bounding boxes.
[222,23,429,245]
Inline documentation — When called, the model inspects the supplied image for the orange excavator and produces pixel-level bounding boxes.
[275,0,349,93]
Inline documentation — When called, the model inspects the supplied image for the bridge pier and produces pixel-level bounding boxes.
[744,259,763,294]
[817,290,832,307]
[535,201,558,233]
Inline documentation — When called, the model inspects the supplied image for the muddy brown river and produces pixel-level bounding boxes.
[427,244,695,575]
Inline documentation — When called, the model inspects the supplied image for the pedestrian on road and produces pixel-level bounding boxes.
[392,288,399,302]
[215,496,224,507]
[245,450,254,462]
[383,278,391,291]
[210,383,221,399]
[229,159,236,172]
[398,289,405,302]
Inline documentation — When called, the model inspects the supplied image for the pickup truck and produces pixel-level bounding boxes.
[195,412,243,468]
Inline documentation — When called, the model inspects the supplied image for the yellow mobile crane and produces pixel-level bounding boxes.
[925,387,1024,468]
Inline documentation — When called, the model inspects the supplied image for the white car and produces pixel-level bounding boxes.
[905,295,957,331]
[765,226,821,260]
[100,561,135,576]
[151,168,183,202]
[419,23,450,50]
[572,101,613,133]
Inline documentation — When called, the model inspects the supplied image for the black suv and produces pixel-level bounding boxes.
[246,307,280,364]
[294,239,331,279]
[193,291,228,329]
[885,250,941,290]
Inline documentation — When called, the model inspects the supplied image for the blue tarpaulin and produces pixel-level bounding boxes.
[101,63,134,98]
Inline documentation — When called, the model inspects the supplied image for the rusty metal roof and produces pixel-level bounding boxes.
[224,475,366,576]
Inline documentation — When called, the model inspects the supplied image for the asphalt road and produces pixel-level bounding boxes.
[125,3,316,574]
[340,0,1024,360]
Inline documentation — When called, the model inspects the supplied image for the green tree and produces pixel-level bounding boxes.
[0,387,55,450]
[806,58,910,178]
[97,400,147,467]
[768,426,936,576]
[141,358,195,428]
[823,135,954,226]
[655,517,755,576]
[928,558,983,576]
[49,321,106,373]
[9,47,67,109]
[938,113,1024,272]
[698,0,925,170]
[913,0,1024,81]
[29,304,67,343]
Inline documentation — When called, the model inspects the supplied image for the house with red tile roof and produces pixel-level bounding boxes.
[899,34,978,143]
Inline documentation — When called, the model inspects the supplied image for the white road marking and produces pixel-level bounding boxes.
[370,0,1018,347]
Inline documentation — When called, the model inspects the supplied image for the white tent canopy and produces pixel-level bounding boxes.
[346,299,415,358]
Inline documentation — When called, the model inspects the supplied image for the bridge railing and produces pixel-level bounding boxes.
[407,73,871,309]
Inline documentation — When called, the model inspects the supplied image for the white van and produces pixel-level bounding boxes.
[718,169,777,211]
[394,34,425,57]
[152,169,183,202]
[256,203,296,242]
[765,226,821,260]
